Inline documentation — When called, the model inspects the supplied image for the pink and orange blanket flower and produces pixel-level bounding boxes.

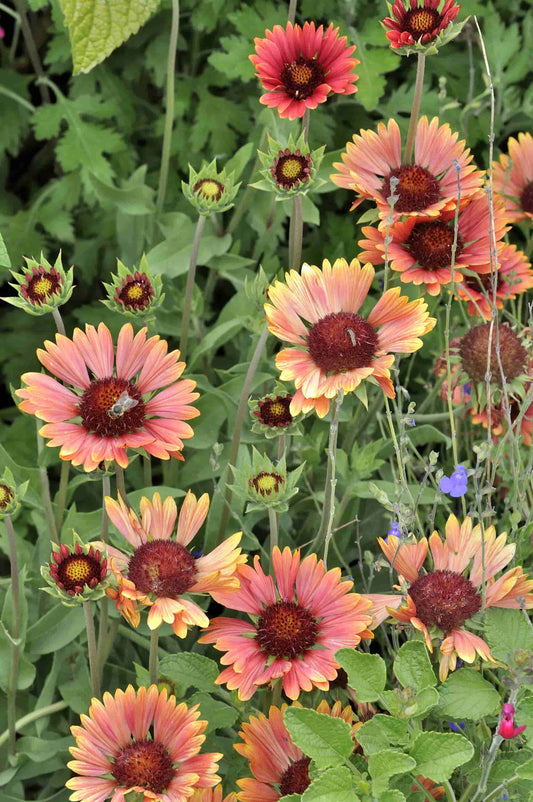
[264,257,435,418]
[199,546,373,701]
[331,116,484,227]
[366,514,533,681]
[358,194,509,297]
[66,685,222,802]
[493,131,533,223]
[17,322,199,471]
[101,490,245,637]
[249,21,358,120]
[190,787,237,802]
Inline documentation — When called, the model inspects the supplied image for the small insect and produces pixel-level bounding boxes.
[107,391,139,419]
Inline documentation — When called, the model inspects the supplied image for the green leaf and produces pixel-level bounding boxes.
[517,760,533,780]
[301,766,359,802]
[283,708,354,770]
[349,31,399,111]
[485,607,533,663]
[379,792,406,802]
[224,142,255,180]
[406,686,440,719]
[394,641,437,690]
[88,172,155,214]
[26,605,85,655]
[0,233,11,268]
[146,233,232,278]
[187,692,238,733]
[368,748,416,795]
[336,649,387,702]
[409,732,474,782]
[437,668,500,720]
[189,319,245,367]
[60,0,160,74]
[355,716,409,756]
[158,653,220,694]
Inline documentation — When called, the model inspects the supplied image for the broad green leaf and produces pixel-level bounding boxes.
[0,233,11,268]
[146,233,232,278]
[379,792,406,802]
[187,692,238,733]
[368,748,416,795]
[355,715,409,755]
[437,668,500,720]
[88,173,155,215]
[158,653,220,694]
[224,142,255,180]
[302,766,359,802]
[407,686,440,719]
[517,760,533,780]
[60,0,160,74]
[394,641,437,690]
[283,708,354,770]
[336,649,387,702]
[26,606,85,655]
[189,319,245,367]
[409,732,474,782]
[485,607,533,663]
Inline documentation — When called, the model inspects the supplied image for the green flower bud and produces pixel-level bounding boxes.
[0,467,28,518]
[41,532,110,607]
[101,255,163,319]
[2,252,74,316]
[182,158,240,215]
[249,386,302,439]
[251,133,325,199]
[230,447,305,513]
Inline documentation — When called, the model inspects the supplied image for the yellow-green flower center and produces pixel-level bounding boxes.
[194,178,224,201]
[0,483,14,510]
[249,471,284,496]
[281,158,303,179]
[33,277,54,296]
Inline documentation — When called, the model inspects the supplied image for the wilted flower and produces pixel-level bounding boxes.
[41,534,109,606]
[182,159,240,215]
[439,464,468,497]
[459,323,528,386]
[2,252,74,316]
[102,255,163,318]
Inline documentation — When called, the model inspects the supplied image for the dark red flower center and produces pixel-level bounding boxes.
[52,553,104,594]
[255,395,293,427]
[22,267,62,305]
[383,165,440,213]
[194,178,224,201]
[0,483,14,510]
[112,739,174,793]
[407,221,464,269]
[281,57,325,100]
[408,570,482,632]
[462,272,502,293]
[117,273,154,310]
[78,377,145,438]
[521,182,533,214]
[256,600,319,659]
[272,151,311,190]
[307,312,378,373]
[279,757,312,796]
[459,323,528,385]
[403,7,441,38]
[249,471,285,496]
[128,540,197,597]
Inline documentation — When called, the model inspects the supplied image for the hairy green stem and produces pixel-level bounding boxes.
[404,53,425,163]
[0,700,68,750]
[287,0,297,25]
[288,194,303,271]
[180,214,207,358]
[5,516,20,757]
[149,629,159,686]
[155,0,180,220]
[83,602,100,698]
[115,465,132,511]
[268,507,278,558]
[54,460,70,533]
[12,0,50,104]
[51,306,66,336]
[217,324,269,544]
[97,475,111,679]
[36,420,58,542]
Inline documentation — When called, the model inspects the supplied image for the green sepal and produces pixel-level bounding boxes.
[0,466,28,518]
[249,383,304,439]
[229,446,305,511]
[2,251,74,316]
[382,15,469,57]
[101,254,164,319]
[252,132,326,199]
[40,532,110,607]
[182,158,240,215]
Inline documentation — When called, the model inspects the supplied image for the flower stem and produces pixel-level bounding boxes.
[143,454,152,487]
[470,687,519,802]
[36,420,58,542]
[268,507,278,557]
[97,475,111,679]
[12,0,50,104]
[288,194,303,271]
[155,0,180,221]
[5,515,20,757]
[115,464,132,510]
[149,628,159,685]
[83,602,100,698]
[0,700,68,750]
[51,306,66,336]
[312,390,344,567]
[180,214,207,358]
[287,0,297,25]
[217,324,269,545]
[54,459,69,533]
[404,53,425,164]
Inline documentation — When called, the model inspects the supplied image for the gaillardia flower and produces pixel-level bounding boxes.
[383,0,463,56]
[102,255,164,318]
[332,117,484,227]
[235,702,358,801]
[3,252,74,316]
[183,159,240,215]
[199,546,373,701]
[459,323,528,386]
[17,323,199,471]
[103,491,245,636]
[42,534,109,606]
[0,467,28,518]
[252,133,325,198]
[455,243,533,320]
[190,787,237,802]
[365,514,533,680]
[265,258,435,418]
[493,132,533,223]
[66,685,222,802]
[249,21,358,120]
[358,194,508,296]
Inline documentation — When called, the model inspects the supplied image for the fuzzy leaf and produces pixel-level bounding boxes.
[336,649,387,702]
[302,766,359,802]
[283,707,354,770]
[409,732,474,782]
[394,641,437,690]
[437,668,500,720]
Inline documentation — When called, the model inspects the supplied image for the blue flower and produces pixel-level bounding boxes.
[406,419,416,427]
[440,465,468,498]
[448,721,466,732]
[463,382,472,397]
[386,521,401,542]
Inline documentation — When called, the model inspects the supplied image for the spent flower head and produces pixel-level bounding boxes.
[2,252,74,316]
[230,447,305,512]
[0,467,28,518]
[182,159,240,215]
[252,133,325,199]
[41,533,109,606]
[102,255,163,319]
[382,0,465,56]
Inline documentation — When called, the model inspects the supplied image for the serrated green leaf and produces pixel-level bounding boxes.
[355,715,409,755]
[437,668,500,720]
[409,732,474,782]
[158,653,220,694]
[336,649,387,702]
[517,759,533,780]
[394,641,437,690]
[283,708,354,770]
[485,607,533,663]
[60,0,160,74]
[187,692,238,733]
[379,792,406,802]
[146,233,232,278]
[301,766,359,802]
[368,748,416,795]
